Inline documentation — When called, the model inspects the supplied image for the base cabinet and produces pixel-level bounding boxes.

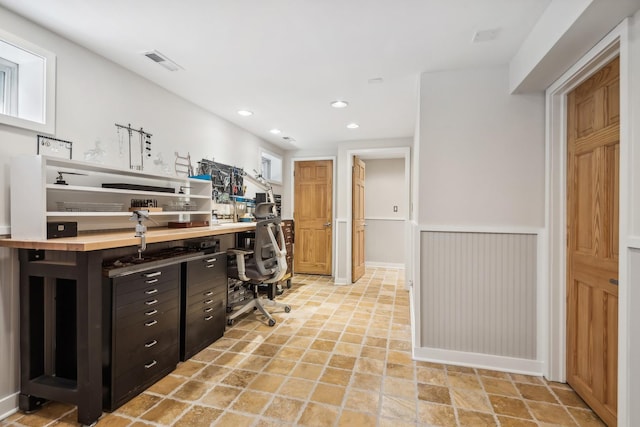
[102,264,180,411]
[181,253,227,361]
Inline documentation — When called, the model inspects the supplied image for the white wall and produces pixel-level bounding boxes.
[0,5,283,418]
[419,66,545,227]
[415,65,545,371]
[363,158,405,266]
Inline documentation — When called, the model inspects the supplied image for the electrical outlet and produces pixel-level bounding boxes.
[393,205,398,212]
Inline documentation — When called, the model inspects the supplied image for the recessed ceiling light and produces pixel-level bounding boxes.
[346,123,359,129]
[270,128,281,134]
[237,110,253,116]
[330,100,349,109]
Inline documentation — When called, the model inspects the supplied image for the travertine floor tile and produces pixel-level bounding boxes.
[139,398,188,424]
[297,402,340,427]
[417,401,457,426]
[2,269,604,427]
[310,383,346,406]
[173,405,222,427]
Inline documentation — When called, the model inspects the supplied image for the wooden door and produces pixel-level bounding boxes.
[352,156,365,283]
[567,56,619,427]
[293,160,333,275]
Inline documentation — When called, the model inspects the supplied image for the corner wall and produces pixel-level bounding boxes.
[415,66,545,372]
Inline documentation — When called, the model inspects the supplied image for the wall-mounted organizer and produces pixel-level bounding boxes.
[10,155,213,240]
[115,123,152,171]
[36,135,73,159]
[193,159,246,222]
[195,159,245,202]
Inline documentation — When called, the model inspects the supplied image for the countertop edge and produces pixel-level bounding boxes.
[0,223,256,251]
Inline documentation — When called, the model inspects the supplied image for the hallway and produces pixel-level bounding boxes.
[2,268,602,426]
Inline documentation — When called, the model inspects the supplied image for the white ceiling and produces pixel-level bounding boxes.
[0,0,551,150]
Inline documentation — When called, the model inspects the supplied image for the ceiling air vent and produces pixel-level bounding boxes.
[143,50,182,71]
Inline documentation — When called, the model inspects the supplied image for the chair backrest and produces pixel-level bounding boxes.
[253,217,287,283]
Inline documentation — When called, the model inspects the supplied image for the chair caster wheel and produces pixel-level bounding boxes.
[227,318,234,326]
[226,306,232,313]
[284,306,291,313]
[268,319,276,327]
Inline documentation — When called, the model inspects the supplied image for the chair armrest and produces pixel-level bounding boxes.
[227,248,253,281]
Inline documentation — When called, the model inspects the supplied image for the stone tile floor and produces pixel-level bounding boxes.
[1,268,604,426]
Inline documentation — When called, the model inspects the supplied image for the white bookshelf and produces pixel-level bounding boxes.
[11,155,213,239]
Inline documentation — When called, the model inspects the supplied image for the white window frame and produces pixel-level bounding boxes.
[259,148,283,184]
[0,57,18,116]
[0,29,56,134]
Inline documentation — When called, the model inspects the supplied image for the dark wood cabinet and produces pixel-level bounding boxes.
[180,252,227,361]
[102,264,180,411]
[281,219,294,287]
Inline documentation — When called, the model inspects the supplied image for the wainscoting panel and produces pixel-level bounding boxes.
[420,231,537,360]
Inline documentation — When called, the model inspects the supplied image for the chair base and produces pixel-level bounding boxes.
[227,290,291,327]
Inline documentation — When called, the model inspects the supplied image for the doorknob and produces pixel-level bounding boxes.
[324,222,331,227]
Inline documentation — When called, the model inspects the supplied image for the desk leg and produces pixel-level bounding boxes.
[75,252,103,425]
[17,250,103,426]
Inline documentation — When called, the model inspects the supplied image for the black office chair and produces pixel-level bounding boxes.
[226,203,291,326]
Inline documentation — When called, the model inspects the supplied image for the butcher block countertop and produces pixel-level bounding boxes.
[0,222,255,252]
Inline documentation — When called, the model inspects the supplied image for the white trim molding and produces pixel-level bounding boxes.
[0,225,10,236]
[365,261,405,269]
[414,347,544,377]
[0,392,19,423]
[333,217,349,285]
[420,224,541,235]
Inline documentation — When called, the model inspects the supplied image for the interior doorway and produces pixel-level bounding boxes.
[545,23,630,425]
[293,159,334,275]
[351,156,366,283]
[566,56,619,427]
[346,147,411,284]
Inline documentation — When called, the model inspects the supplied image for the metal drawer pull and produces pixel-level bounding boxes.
[206,264,215,268]
[145,288,158,295]
[205,258,217,263]
[204,307,213,313]
[204,299,213,305]
[145,340,158,348]
[145,299,158,306]
[204,291,214,296]
[610,278,619,286]
[143,271,162,278]
[145,309,158,316]
[145,320,158,327]
[145,360,157,369]
[145,278,159,284]
[204,315,213,321]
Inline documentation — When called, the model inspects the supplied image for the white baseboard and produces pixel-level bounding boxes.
[0,392,19,422]
[414,346,544,376]
[333,277,349,285]
[365,262,405,269]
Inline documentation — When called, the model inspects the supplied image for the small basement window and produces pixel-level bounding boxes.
[260,149,282,184]
[0,57,18,116]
